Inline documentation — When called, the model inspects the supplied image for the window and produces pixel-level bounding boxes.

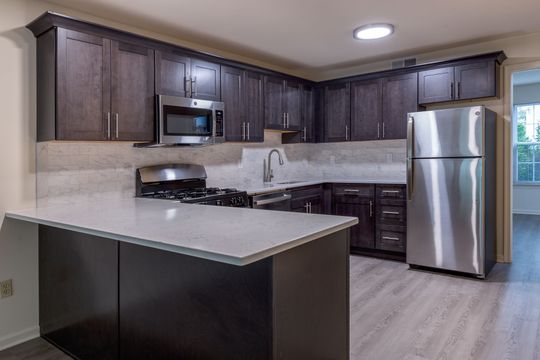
[514,103,540,183]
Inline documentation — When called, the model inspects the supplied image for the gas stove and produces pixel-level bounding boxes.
[136,164,248,208]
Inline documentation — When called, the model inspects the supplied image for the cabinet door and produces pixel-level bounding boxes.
[302,85,316,142]
[111,41,155,141]
[191,59,221,101]
[244,71,264,142]
[351,79,382,141]
[418,67,454,104]
[264,76,285,129]
[324,83,350,142]
[155,50,190,97]
[455,61,496,100]
[382,73,418,140]
[221,66,244,142]
[56,29,111,140]
[284,80,302,130]
[334,199,374,249]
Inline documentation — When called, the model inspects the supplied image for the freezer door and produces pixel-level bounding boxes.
[407,158,484,275]
[408,106,485,158]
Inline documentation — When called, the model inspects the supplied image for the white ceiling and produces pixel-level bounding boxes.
[45,0,540,72]
[514,69,540,86]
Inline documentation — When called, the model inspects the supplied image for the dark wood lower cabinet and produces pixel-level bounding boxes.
[38,225,349,360]
[39,226,119,360]
[331,183,406,260]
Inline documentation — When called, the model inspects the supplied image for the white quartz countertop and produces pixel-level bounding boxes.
[6,198,358,266]
[244,179,406,196]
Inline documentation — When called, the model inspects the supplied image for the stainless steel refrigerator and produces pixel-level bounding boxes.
[406,106,496,278]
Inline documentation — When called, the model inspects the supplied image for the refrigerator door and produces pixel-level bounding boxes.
[407,157,484,275]
[408,106,485,158]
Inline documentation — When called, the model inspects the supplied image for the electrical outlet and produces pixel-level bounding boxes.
[1,279,13,298]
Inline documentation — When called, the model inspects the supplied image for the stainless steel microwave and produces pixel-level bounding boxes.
[156,95,224,146]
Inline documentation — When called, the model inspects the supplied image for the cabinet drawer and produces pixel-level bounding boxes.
[376,185,405,199]
[377,205,406,225]
[376,229,406,253]
[290,185,322,199]
[333,184,374,198]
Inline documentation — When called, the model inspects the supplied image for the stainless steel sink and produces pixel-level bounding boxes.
[276,181,305,185]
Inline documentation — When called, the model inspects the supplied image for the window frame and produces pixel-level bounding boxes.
[513,102,540,185]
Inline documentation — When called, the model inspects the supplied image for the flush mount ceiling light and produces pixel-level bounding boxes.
[353,23,394,40]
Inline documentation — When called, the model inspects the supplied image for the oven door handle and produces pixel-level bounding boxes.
[253,194,292,206]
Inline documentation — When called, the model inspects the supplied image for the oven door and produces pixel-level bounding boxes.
[158,95,222,145]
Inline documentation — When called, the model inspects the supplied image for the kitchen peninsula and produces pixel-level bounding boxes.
[6,198,357,359]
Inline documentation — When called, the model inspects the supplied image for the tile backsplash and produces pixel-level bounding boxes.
[37,132,405,206]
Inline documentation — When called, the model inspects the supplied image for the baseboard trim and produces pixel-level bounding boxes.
[513,209,540,216]
[0,326,40,351]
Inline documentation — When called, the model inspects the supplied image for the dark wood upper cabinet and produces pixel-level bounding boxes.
[221,66,244,142]
[49,28,153,142]
[264,76,286,129]
[55,28,111,141]
[264,76,302,131]
[284,80,302,130]
[302,85,316,143]
[190,59,221,101]
[221,66,264,142]
[418,61,498,104]
[155,50,190,97]
[243,71,264,142]
[323,83,351,142]
[418,67,454,104]
[111,41,155,141]
[28,13,506,143]
[282,84,316,144]
[455,61,497,100]
[382,73,418,140]
[351,79,382,141]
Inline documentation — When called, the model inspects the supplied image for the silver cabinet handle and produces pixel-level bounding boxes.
[377,122,380,139]
[457,82,461,99]
[241,122,246,141]
[309,202,312,213]
[282,113,286,128]
[115,113,119,139]
[106,112,111,139]
[382,122,385,139]
[192,76,197,97]
[185,77,191,97]
[369,200,373,217]
[407,116,414,201]
[302,126,307,142]
[247,122,250,140]
[286,113,290,128]
[382,190,400,194]
[450,82,454,99]
[345,125,349,141]
[344,189,360,193]
[304,202,310,213]
[253,193,292,206]
[382,236,400,241]
[382,211,400,215]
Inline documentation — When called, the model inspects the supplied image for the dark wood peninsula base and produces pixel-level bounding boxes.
[39,225,350,359]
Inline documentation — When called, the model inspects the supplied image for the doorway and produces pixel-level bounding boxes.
[509,66,540,262]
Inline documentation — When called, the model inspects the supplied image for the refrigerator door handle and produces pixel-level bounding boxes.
[407,116,414,200]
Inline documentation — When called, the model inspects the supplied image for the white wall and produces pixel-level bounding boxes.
[512,82,540,215]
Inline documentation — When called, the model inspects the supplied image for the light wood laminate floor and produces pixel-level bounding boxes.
[1,214,539,360]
